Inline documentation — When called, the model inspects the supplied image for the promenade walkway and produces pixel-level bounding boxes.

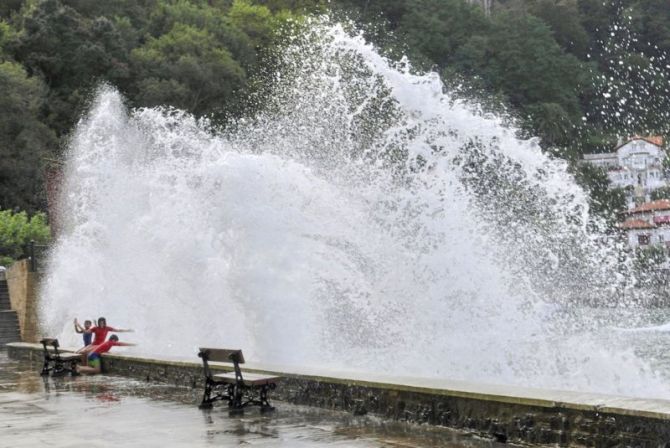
[0,350,503,447]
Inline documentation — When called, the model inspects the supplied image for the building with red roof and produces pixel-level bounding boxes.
[620,200,670,248]
[582,136,666,210]
[628,199,670,216]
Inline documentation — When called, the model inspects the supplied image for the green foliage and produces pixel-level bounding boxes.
[398,0,488,68]
[0,0,297,211]
[457,13,583,111]
[572,163,627,225]
[1,0,670,219]
[0,0,23,20]
[229,0,275,48]
[129,0,299,119]
[253,0,325,12]
[0,60,56,212]
[131,23,246,115]
[651,186,670,200]
[634,244,666,275]
[630,0,670,54]
[576,0,612,47]
[10,0,132,135]
[145,1,260,69]
[525,0,590,57]
[0,209,50,266]
[0,20,17,54]
[525,102,574,147]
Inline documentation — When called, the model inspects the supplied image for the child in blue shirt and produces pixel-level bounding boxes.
[74,318,93,347]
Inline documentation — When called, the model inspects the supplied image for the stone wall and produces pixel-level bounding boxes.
[7,343,670,447]
[6,260,42,342]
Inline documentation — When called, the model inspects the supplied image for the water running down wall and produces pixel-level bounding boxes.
[40,21,670,399]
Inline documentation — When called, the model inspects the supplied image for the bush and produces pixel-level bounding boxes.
[0,209,50,266]
[651,186,670,201]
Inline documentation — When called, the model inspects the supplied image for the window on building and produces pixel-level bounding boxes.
[639,234,650,245]
[660,234,665,243]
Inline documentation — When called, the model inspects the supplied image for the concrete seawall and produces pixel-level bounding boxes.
[6,260,41,342]
[8,342,670,446]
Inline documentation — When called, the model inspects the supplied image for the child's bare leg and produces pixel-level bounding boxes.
[79,352,102,375]
[76,365,101,375]
[77,345,92,364]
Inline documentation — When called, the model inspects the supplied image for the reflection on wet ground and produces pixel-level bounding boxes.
[0,350,508,447]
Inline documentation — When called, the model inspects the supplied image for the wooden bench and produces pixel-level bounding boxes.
[40,338,81,376]
[198,348,280,412]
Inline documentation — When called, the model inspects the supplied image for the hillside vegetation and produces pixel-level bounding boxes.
[0,0,669,216]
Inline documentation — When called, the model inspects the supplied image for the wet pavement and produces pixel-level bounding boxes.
[0,350,510,447]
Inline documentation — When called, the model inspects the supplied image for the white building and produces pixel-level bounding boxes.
[620,199,670,249]
[583,136,666,209]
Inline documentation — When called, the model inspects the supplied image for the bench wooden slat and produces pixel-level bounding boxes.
[199,347,245,364]
[41,348,79,358]
[213,372,280,386]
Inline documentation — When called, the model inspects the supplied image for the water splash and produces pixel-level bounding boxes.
[587,9,670,139]
[41,20,669,398]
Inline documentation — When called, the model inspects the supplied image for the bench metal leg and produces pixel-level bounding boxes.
[51,361,67,377]
[69,360,81,376]
[47,359,80,377]
[199,377,277,413]
[227,384,276,413]
[200,380,232,409]
[199,383,214,409]
[259,385,275,412]
[40,359,52,376]
[229,384,244,413]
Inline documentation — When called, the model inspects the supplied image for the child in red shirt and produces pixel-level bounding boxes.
[77,334,136,375]
[77,317,133,356]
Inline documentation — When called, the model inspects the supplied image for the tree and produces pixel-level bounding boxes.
[525,0,590,57]
[450,11,586,150]
[0,0,22,20]
[10,0,131,136]
[253,0,325,12]
[130,23,246,116]
[525,102,575,148]
[458,13,584,108]
[572,162,626,225]
[398,0,489,68]
[0,209,50,267]
[633,245,666,284]
[651,186,670,200]
[340,0,410,28]
[0,61,56,212]
[577,0,613,48]
[629,0,670,55]
[229,0,276,49]
[144,0,263,73]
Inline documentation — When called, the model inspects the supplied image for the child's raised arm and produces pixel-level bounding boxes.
[74,318,83,334]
